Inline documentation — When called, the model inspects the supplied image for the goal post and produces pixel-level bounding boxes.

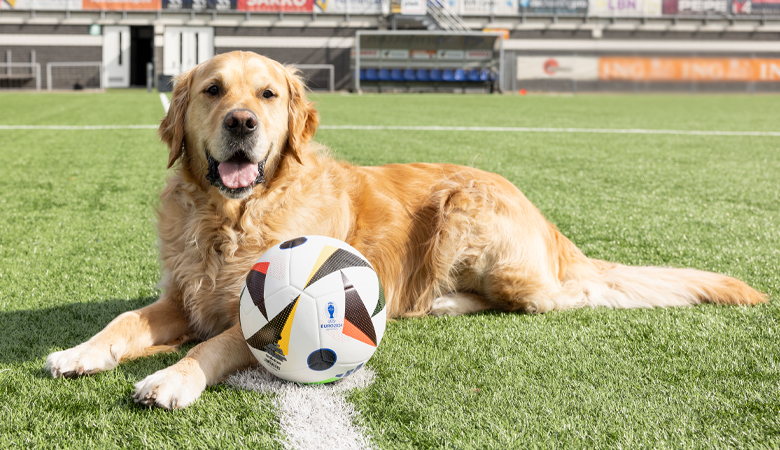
[294,64,336,92]
[46,62,104,91]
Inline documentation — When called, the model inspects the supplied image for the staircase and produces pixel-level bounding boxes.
[390,0,470,32]
[425,0,470,32]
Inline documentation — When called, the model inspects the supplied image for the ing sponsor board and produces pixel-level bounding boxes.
[600,58,780,82]
[518,56,780,82]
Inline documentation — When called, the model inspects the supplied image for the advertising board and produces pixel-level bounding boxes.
[517,56,599,80]
[82,0,161,9]
[163,0,235,9]
[315,0,381,13]
[400,0,425,14]
[733,0,780,13]
[381,49,410,60]
[0,0,81,9]
[599,57,780,82]
[411,50,437,60]
[519,0,588,14]
[588,0,662,16]
[460,0,520,15]
[237,0,312,11]
[661,0,728,13]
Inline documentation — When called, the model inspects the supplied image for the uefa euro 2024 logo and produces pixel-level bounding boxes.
[321,301,343,330]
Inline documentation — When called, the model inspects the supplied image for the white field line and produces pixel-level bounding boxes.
[226,366,376,450]
[159,92,170,113]
[0,125,157,130]
[0,123,777,137]
[319,125,780,137]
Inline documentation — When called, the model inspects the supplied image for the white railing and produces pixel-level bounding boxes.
[427,0,470,32]
[46,61,104,91]
[295,64,335,92]
[0,62,41,91]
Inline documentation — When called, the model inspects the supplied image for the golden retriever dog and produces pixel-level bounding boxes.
[44,51,766,409]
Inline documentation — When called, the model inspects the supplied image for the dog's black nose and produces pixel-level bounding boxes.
[223,109,258,136]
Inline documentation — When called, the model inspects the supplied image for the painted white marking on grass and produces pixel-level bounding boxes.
[226,366,375,450]
[159,92,170,113]
[319,125,780,137]
[0,125,157,130]
[1,124,778,137]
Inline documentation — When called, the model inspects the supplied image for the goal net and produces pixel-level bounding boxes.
[46,62,103,91]
[295,64,335,92]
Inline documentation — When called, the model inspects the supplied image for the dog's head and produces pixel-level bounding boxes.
[159,51,319,200]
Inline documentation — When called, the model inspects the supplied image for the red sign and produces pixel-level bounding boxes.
[238,0,312,11]
[543,58,559,75]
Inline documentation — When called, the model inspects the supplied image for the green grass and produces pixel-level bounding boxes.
[1,90,778,449]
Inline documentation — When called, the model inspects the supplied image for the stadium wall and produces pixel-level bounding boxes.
[213,26,355,90]
[1,12,779,92]
[0,24,102,90]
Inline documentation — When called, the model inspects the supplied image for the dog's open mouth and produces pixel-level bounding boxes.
[205,151,266,197]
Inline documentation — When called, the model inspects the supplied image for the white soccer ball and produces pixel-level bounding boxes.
[239,235,386,384]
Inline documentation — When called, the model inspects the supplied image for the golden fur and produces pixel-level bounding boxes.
[45,51,766,409]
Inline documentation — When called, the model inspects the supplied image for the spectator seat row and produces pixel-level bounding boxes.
[360,68,496,83]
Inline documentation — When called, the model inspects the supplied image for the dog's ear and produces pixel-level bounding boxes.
[159,70,192,169]
[284,66,319,164]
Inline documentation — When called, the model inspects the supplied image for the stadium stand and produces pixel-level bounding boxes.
[0,0,779,92]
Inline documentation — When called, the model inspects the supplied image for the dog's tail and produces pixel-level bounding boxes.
[551,231,767,311]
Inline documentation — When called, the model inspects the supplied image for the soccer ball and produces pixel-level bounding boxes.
[238,235,386,384]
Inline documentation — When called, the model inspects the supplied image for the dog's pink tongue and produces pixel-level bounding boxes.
[218,161,259,189]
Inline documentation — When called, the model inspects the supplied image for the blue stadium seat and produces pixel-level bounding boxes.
[378,68,391,81]
[479,68,491,82]
[403,69,416,82]
[442,69,455,82]
[429,69,442,82]
[364,68,378,81]
[454,69,467,82]
[416,69,430,82]
[390,69,404,82]
[467,69,481,82]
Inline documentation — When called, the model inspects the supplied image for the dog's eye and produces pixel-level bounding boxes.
[205,85,220,96]
[262,89,275,99]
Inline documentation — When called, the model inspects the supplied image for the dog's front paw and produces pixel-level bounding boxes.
[45,342,123,378]
[133,361,206,409]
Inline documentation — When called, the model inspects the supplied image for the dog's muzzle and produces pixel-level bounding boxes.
[205,151,267,198]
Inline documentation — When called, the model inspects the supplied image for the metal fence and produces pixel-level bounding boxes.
[0,62,41,91]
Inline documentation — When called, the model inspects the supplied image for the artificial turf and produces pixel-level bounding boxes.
[0,90,777,449]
